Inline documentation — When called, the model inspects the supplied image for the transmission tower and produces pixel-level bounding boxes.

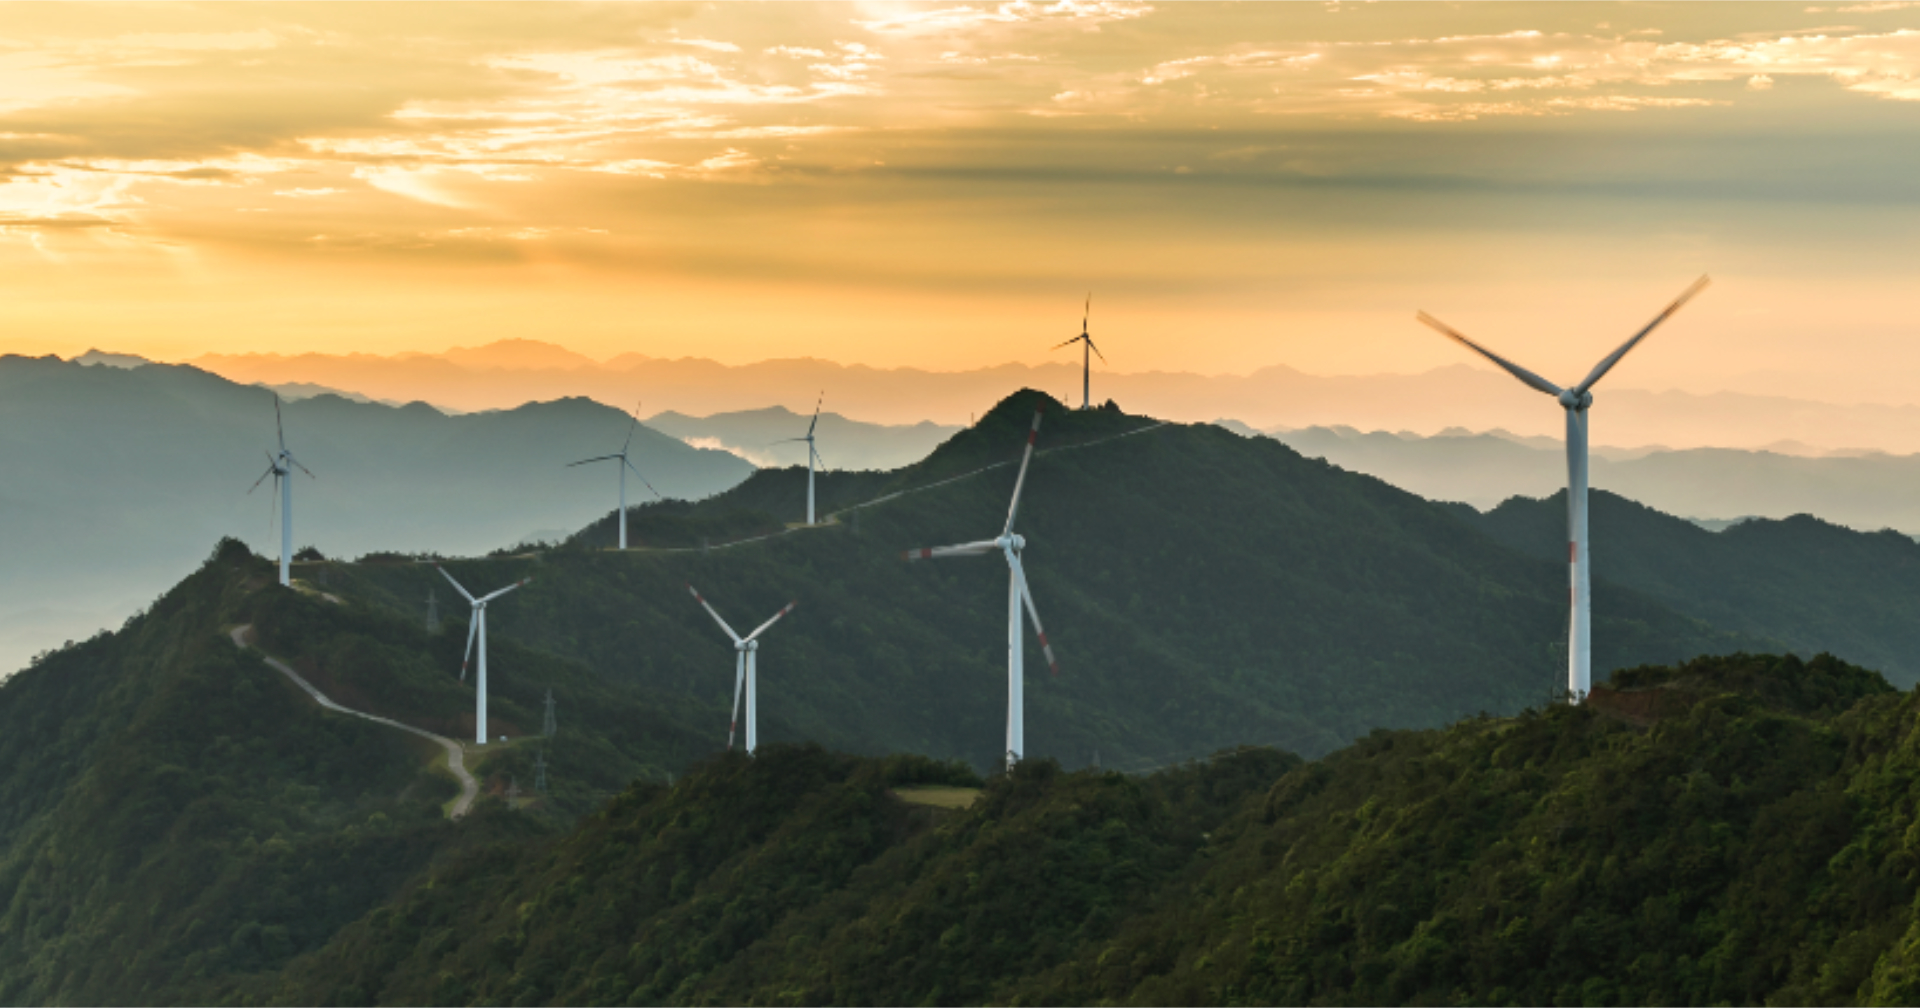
[425,589,440,632]
[542,688,557,738]
[534,751,548,793]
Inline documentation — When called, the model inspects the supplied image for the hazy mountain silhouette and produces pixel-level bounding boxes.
[0,355,752,676]
[1275,425,1920,532]
[644,405,960,472]
[183,341,1920,453]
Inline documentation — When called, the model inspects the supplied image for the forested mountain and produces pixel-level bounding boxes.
[0,540,723,1004]
[263,653,1920,1006]
[332,391,1755,772]
[1465,490,1920,686]
[0,355,751,677]
[10,388,1920,1005]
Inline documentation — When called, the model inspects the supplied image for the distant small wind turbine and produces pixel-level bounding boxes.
[1417,275,1709,703]
[774,393,826,525]
[1054,295,1105,411]
[439,566,532,745]
[904,407,1059,770]
[247,394,313,587]
[687,585,796,755]
[567,401,661,549]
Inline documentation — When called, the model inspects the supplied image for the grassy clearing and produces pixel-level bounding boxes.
[892,785,983,809]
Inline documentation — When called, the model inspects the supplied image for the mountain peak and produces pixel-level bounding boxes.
[440,339,598,372]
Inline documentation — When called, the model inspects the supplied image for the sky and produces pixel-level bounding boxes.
[3,2,1919,400]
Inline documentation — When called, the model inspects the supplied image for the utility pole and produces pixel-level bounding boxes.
[542,688,557,738]
[426,589,440,633]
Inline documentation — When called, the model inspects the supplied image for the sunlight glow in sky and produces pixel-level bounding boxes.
[2,2,1919,398]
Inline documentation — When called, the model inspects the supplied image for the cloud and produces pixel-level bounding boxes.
[672,38,742,53]
[854,1,1153,35]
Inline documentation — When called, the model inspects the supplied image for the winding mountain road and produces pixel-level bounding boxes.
[229,624,479,818]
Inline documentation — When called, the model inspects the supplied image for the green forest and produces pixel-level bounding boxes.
[5,391,1920,1004]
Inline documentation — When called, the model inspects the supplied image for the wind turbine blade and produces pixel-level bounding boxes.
[1007,552,1060,676]
[807,392,823,437]
[437,566,477,604]
[1573,275,1711,395]
[687,584,743,643]
[903,540,1000,561]
[621,401,642,454]
[1083,292,1090,333]
[287,452,315,479]
[274,394,286,452]
[745,601,797,642]
[768,437,809,445]
[247,463,275,494]
[623,457,663,499]
[1052,335,1084,351]
[460,616,478,682]
[1087,338,1107,365]
[810,444,826,470]
[1003,408,1044,537]
[479,577,531,604]
[567,454,620,467]
[1416,311,1564,397]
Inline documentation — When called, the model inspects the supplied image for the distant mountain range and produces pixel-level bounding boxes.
[157,340,1920,454]
[0,355,751,676]
[644,406,960,472]
[1273,425,1920,533]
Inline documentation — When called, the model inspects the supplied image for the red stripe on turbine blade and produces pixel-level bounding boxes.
[1568,542,1577,563]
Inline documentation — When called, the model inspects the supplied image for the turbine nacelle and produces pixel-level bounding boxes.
[1557,389,1593,410]
[996,533,1027,552]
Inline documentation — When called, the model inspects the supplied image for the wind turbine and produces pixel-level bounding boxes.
[775,393,826,525]
[904,407,1059,770]
[439,567,532,745]
[1054,295,1104,411]
[687,585,796,755]
[1417,276,1710,703]
[566,401,661,549]
[246,394,313,587]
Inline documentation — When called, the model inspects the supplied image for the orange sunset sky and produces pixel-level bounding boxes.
[3,1,1919,402]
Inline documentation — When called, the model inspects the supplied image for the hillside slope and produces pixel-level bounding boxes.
[0,541,722,1004]
[340,391,1756,772]
[265,653,1920,1006]
[0,355,752,676]
[1467,490,1920,686]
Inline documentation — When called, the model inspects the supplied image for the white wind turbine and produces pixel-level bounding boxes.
[1054,295,1105,411]
[247,394,313,587]
[774,393,826,525]
[439,567,532,745]
[567,402,661,549]
[904,407,1059,770]
[1417,275,1710,703]
[687,585,796,755]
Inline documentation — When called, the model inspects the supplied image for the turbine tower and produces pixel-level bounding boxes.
[566,401,660,549]
[687,585,796,755]
[1417,276,1709,703]
[775,393,826,525]
[246,394,313,587]
[904,407,1059,769]
[1054,295,1105,411]
[438,566,532,745]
